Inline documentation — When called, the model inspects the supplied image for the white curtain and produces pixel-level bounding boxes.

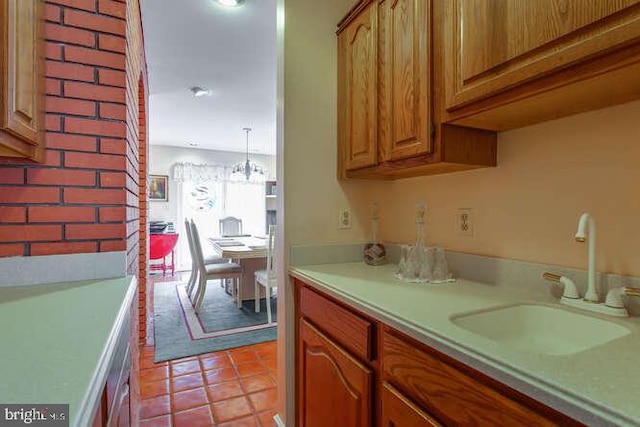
[172,162,266,269]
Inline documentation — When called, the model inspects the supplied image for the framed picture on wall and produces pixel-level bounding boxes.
[149,175,169,202]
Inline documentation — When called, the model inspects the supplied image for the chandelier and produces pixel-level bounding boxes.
[231,127,265,181]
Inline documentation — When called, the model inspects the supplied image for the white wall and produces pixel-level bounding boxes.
[148,144,277,223]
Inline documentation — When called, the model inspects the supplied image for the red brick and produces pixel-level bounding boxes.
[98,0,126,19]
[0,187,60,204]
[98,69,125,87]
[66,223,125,240]
[46,96,96,117]
[65,117,126,138]
[65,151,125,170]
[46,23,95,47]
[46,61,95,82]
[44,150,62,167]
[31,241,97,256]
[45,5,62,23]
[64,81,125,103]
[0,207,26,223]
[27,169,96,186]
[0,168,25,184]
[29,206,96,223]
[100,239,126,251]
[0,243,24,257]
[98,34,125,53]
[100,138,126,155]
[64,10,125,36]
[65,45,125,70]
[100,171,125,187]
[64,187,125,204]
[47,0,96,12]
[46,43,63,60]
[99,103,126,120]
[99,206,125,222]
[0,225,62,242]
[46,114,62,131]
[46,78,62,95]
[46,134,98,152]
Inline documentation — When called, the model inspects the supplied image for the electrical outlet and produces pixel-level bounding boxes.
[456,208,474,237]
[339,207,352,230]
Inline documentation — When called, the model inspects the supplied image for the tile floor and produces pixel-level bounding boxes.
[139,272,278,426]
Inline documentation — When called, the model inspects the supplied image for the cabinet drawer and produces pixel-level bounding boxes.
[382,331,574,426]
[300,286,373,360]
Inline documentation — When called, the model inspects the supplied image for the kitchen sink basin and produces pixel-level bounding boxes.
[451,304,631,356]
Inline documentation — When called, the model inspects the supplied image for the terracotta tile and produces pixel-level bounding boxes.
[139,414,172,427]
[141,365,170,382]
[229,349,258,365]
[171,360,201,377]
[218,414,259,426]
[236,362,266,378]
[140,355,163,370]
[210,396,252,423]
[173,405,213,427]
[261,358,277,373]
[255,346,277,361]
[171,372,205,392]
[172,387,209,413]
[139,395,171,420]
[206,378,245,402]
[200,353,232,371]
[248,388,278,413]
[240,374,275,394]
[256,409,277,427]
[171,355,199,364]
[204,367,238,384]
[141,379,170,400]
[141,346,155,358]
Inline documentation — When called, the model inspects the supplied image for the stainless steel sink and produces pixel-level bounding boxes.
[451,303,631,356]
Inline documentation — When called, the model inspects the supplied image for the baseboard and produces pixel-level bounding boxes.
[274,413,285,427]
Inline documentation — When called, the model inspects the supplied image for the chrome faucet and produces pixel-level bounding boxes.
[575,213,598,302]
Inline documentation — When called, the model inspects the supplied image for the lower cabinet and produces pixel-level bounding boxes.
[298,319,372,427]
[293,278,581,427]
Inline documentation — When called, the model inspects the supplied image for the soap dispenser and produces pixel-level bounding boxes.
[363,202,386,266]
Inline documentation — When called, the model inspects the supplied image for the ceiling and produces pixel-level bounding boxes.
[140,0,277,155]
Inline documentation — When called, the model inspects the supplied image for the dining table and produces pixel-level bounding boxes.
[207,236,268,307]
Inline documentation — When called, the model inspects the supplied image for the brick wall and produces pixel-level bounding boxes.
[0,0,141,257]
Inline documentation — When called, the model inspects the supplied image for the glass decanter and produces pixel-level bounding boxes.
[363,202,386,266]
[407,201,427,281]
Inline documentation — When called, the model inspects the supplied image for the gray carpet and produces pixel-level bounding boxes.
[153,281,277,362]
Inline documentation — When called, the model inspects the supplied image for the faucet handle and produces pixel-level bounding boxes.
[543,272,580,299]
[624,287,640,297]
[605,286,640,308]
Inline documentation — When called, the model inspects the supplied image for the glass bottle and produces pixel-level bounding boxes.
[408,201,426,281]
[363,202,386,266]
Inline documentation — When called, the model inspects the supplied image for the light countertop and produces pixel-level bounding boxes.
[0,276,137,427]
[290,262,640,427]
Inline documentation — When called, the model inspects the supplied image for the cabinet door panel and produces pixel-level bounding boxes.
[298,319,372,427]
[339,2,377,171]
[381,382,441,427]
[379,0,431,161]
[446,0,640,109]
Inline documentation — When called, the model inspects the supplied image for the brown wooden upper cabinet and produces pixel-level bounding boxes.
[0,0,46,162]
[443,0,640,130]
[337,0,497,180]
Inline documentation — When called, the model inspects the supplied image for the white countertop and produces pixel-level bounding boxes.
[0,276,137,427]
[290,262,640,427]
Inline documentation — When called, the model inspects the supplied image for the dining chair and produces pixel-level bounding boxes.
[189,220,244,313]
[219,216,243,237]
[254,224,277,324]
[184,219,229,298]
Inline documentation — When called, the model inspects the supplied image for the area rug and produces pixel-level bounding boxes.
[153,281,277,362]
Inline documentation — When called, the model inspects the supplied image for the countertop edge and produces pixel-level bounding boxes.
[289,268,636,427]
[74,276,138,427]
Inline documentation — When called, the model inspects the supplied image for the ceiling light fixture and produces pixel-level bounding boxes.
[189,86,210,97]
[217,0,244,7]
[231,127,265,181]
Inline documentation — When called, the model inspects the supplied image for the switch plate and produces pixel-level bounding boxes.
[339,207,352,229]
[456,208,474,237]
